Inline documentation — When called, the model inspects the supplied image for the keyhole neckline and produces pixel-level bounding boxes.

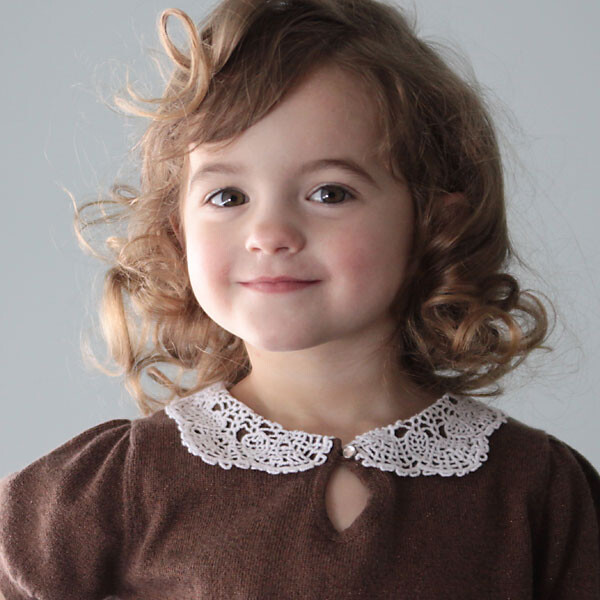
[312,439,393,541]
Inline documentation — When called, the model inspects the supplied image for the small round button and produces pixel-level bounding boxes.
[342,444,357,458]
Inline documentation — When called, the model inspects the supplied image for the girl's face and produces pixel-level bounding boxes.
[180,63,414,354]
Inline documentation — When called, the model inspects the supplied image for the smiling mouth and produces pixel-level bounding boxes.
[243,276,318,283]
[239,280,320,293]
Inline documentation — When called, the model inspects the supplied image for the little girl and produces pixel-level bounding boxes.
[1,0,598,598]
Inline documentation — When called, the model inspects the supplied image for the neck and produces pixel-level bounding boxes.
[228,337,441,441]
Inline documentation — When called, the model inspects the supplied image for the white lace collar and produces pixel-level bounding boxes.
[165,381,508,477]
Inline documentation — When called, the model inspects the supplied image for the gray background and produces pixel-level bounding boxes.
[1,0,599,476]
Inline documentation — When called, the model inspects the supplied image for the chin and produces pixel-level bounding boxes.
[243,330,328,354]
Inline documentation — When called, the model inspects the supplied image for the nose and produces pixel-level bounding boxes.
[245,208,306,255]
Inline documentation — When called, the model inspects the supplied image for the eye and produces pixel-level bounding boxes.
[205,188,246,208]
[205,184,355,208]
[308,184,355,204]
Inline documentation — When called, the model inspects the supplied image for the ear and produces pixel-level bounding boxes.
[440,191,467,207]
[435,192,470,223]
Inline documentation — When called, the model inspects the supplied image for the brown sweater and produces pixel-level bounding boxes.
[0,382,599,599]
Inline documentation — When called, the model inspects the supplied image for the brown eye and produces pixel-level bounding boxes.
[206,188,247,207]
[205,184,355,208]
[309,185,355,204]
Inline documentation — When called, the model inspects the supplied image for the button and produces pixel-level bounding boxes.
[342,444,357,458]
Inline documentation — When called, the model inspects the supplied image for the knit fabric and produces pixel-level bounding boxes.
[1,382,599,599]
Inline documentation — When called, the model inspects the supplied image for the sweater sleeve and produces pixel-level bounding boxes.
[533,434,600,598]
[0,418,135,600]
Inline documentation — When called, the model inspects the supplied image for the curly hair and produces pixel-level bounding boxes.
[73,0,553,416]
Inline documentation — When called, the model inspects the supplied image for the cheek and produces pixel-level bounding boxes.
[185,229,231,300]
[327,219,412,293]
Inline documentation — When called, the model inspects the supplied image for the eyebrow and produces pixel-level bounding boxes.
[188,157,381,191]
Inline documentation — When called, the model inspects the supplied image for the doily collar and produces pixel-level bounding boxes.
[164,381,507,477]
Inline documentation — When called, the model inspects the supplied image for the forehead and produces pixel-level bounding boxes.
[188,63,382,171]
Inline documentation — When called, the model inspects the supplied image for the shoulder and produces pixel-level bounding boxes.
[0,407,192,496]
[503,420,600,595]
[0,409,184,598]
[490,412,599,480]
[0,418,135,501]
[0,417,135,597]
[131,405,185,452]
[481,412,600,594]
[487,412,599,489]
[493,413,599,568]
[476,411,599,521]
[0,405,189,518]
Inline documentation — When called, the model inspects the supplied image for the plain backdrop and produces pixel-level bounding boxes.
[1,0,599,476]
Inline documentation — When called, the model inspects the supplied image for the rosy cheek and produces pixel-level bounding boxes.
[327,231,378,284]
[193,250,222,282]
[329,226,408,293]
[186,235,212,275]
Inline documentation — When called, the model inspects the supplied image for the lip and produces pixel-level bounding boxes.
[240,279,320,293]
[243,276,318,283]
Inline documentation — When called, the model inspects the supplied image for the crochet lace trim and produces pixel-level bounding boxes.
[165,381,508,477]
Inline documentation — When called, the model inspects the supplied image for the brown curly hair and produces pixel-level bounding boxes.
[73,0,553,416]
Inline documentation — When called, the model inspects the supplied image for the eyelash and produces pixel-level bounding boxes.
[203,184,356,208]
